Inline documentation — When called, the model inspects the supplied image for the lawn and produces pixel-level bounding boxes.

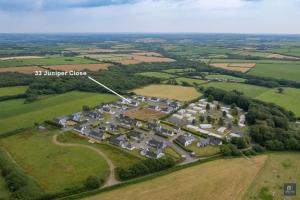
[248,63,300,82]
[84,156,267,200]
[57,132,142,169]
[203,82,269,98]
[133,84,201,101]
[0,91,118,133]
[188,143,221,157]
[0,56,98,67]
[164,147,181,162]
[256,87,300,117]
[137,72,177,79]
[0,86,28,97]
[0,130,109,193]
[205,74,245,82]
[243,152,300,200]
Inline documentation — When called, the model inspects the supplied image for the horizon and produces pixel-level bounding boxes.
[0,0,299,34]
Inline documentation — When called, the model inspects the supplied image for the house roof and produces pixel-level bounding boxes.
[148,139,164,149]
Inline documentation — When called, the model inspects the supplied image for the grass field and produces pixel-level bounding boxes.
[0,130,109,193]
[0,173,10,199]
[133,84,201,101]
[85,156,267,200]
[0,57,99,67]
[243,153,300,200]
[188,144,221,157]
[203,82,269,98]
[163,68,196,73]
[0,86,28,97]
[256,87,300,117]
[205,74,245,82]
[57,132,141,169]
[172,77,207,85]
[248,63,300,82]
[0,91,118,133]
[137,72,177,79]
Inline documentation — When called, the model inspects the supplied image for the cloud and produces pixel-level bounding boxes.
[0,0,137,11]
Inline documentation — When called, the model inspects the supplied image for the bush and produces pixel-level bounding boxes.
[252,144,266,153]
[84,176,101,190]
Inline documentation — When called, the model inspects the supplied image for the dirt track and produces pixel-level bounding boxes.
[52,134,119,187]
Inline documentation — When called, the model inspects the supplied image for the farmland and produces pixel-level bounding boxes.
[0,66,46,74]
[203,82,269,98]
[0,130,109,193]
[0,85,28,97]
[0,91,118,133]
[46,63,110,71]
[243,153,300,200]
[133,84,201,101]
[256,87,300,117]
[137,72,177,79]
[84,156,267,200]
[0,57,98,68]
[162,68,196,73]
[205,74,245,82]
[57,132,142,169]
[169,77,207,85]
[248,63,300,82]
[210,63,256,73]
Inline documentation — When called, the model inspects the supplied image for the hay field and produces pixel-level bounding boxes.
[133,84,201,101]
[85,156,267,200]
[0,66,45,74]
[0,86,28,97]
[210,63,256,73]
[46,63,110,71]
[243,153,300,200]
[125,108,165,121]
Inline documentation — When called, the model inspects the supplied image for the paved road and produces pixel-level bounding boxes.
[52,134,119,187]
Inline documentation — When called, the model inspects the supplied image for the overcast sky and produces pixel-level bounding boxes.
[0,0,299,34]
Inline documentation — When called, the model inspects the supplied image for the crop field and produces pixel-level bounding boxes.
[133,84,201,101]
[210,63,256,73]
[0,91,118,133]
[248,63,300,82]
[137,72,177,79]
[57,132,142,169]
[0,130,109,193]
[0,85,28,97]
[256,87,300,117]
[243,153,300,200]
[203,82,269,98]
[0,66,46,74]
[0,56,44,60]
[46,63,110,71]
[0,57,98,68]
[125,107,166,121]
[85,156,267,200]
[205,74,245,82]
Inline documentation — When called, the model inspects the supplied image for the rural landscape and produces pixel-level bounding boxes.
[0,33,299,200]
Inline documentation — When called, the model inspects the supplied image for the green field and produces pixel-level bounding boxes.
[256,87,300,117]
[0,91,118,133]
[163,68,196,73]
[172,77,207,85]
[0,173,10,199]
[243,152,300,200]
[248,63,300,82]
[137,72,177,79]
[81,54,131,61]
[0,57,98,67]
[0,86,28,97]
[205,74,245,82]
[57,132,141,168]
[0,130,109,193]
[270,47,300,57]
[203,82,269,98]
[188,144,221,157]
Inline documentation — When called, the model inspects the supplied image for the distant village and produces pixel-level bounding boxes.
[54,95,246,160]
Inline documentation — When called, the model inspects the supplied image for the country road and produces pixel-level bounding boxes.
[52,134,120,187]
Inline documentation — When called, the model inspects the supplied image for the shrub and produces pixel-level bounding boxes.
[84,176,101,190]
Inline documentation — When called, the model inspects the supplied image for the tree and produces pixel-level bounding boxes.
[206,103,210,111]
[216,104,221,110]
[207,95,214,103]
[222,111,227,118]
[206,116,212,123]
[199,115,205,123]
[82,105,91,112]
[218,118,224,126]
[277,87,284,94]
[85,176,101,190]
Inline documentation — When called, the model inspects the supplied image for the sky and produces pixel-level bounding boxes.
[0,0,299,34]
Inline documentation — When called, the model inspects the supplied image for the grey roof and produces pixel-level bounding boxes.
[89,130,104,139]
[148,139,164,149]
[110,135,127,146]
[128,131,144,140]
